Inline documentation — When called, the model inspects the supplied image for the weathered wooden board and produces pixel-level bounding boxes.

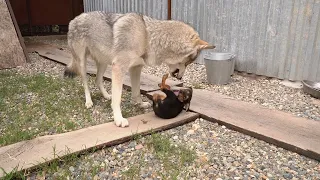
[0,112,199,177]
[26,42,183,93]
[147,89,320,161]
[0,0,27,69]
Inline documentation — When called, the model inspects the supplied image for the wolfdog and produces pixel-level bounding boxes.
[65,11,215,127]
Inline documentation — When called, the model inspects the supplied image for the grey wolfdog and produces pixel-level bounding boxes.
[65,11,215,127]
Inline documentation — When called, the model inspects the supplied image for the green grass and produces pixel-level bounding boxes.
[0,166,26,180]
[0,70,92,146]
[0,70,146,147]
[122,133,196,180]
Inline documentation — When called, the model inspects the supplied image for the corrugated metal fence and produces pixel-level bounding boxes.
[83,0,168,19]
[84,0,320,81]
[172,0,320,81]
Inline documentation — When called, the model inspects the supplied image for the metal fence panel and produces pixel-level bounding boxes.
[83,0,168,19]
[172,0,320,81]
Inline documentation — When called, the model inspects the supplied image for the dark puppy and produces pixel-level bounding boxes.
[152,74,193,119]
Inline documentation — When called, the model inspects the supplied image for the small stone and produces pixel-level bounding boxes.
[283,173,293,179]
[233,161,240,167]
[112,148,118,153]
[234,177,241,180]
[203,164,210,169]
[100,162,105,167]
[69,166,75,172]
[279,105,284,110]
[110,161,116,166]
[135,144,144,150]
[192,124,200,130]
[222,125,226,129]
[187,129,195,135]
[173,135,179,140]
[216,178,223,180]
[247,164,253,168]
[128,141,136,148]
[93,175,99,180]
[227,157,234,162]
[236,146,241,152]
[261,174,268,180]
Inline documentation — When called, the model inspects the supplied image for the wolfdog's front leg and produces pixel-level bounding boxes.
[129,65,151,108]
[111,62,129,128]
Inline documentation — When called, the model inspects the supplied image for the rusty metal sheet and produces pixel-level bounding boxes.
[9,0,28,25]
[29,0,73,25]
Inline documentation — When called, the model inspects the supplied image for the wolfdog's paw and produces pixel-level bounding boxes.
[85,101,93,108]
[139,102,151,109]
[114,117,129,128]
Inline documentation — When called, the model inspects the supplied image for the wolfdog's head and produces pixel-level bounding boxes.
[158,21,215,80]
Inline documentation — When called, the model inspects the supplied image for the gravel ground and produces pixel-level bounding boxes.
[27,118,320,180]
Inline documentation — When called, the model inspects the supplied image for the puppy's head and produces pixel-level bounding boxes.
[174,87,193,111]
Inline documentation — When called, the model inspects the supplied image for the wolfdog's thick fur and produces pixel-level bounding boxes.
[65,11,215,127]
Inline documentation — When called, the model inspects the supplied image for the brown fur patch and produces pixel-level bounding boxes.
[152,94,166,101]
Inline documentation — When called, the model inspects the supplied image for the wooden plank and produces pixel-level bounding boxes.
[157,89,320,161]
[0,112,199,177]
[0,0,27,69]
[25,42,183,93]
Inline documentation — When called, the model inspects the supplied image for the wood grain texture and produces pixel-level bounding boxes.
[0,0,27,69]
[0,112,199,177]
[4,0,30,63]
[25,42,183,93]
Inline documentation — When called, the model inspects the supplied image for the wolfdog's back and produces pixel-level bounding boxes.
[67,11,123,59]
[67,11,147,68]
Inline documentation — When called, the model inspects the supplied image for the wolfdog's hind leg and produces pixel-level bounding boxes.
[129,65,151,109]
[96,62,111,100]
[79,59,93,108]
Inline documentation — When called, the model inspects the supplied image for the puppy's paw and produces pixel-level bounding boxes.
[85,101,93,108]
[114,117,129,128]
[139,102,151,109]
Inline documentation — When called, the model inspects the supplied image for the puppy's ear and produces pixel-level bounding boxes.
[196,39,215,50]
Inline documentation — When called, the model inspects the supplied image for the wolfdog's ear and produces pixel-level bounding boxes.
[196,39,215,50]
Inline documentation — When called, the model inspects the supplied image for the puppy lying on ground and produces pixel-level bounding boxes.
[152,74,193,119]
